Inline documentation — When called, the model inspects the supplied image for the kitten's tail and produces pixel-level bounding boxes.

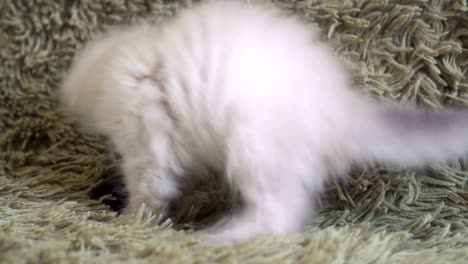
[352,101,468,167]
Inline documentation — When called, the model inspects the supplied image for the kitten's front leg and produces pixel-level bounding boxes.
[120,142,181,220]
[117,94,181,220]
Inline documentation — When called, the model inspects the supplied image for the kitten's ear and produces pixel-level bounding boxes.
[351,102,468,167]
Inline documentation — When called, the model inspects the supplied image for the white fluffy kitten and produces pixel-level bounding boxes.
[60,1,468,242]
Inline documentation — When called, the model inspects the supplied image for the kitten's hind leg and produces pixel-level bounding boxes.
[205,134,318,242]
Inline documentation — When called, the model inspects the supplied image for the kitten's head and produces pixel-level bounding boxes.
[59,31,120,134]
[59,23,160,135]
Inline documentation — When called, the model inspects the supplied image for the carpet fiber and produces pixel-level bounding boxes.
[1,0,467,263]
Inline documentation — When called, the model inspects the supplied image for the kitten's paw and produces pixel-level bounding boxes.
[200,215,267,244]
[199,209,303,244]
[202,228,257,244]
[122,202,170,224]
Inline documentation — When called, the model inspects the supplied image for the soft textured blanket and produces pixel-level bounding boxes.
[1,0,467,263]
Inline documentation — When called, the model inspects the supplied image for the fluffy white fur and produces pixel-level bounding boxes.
[60,1,468,242]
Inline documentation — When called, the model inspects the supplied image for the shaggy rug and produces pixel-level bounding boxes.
[1,0,467,263]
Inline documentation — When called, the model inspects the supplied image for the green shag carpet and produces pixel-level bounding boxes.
[1,0,468,263]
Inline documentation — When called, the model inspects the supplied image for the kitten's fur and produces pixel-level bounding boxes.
[60,1,468,242]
